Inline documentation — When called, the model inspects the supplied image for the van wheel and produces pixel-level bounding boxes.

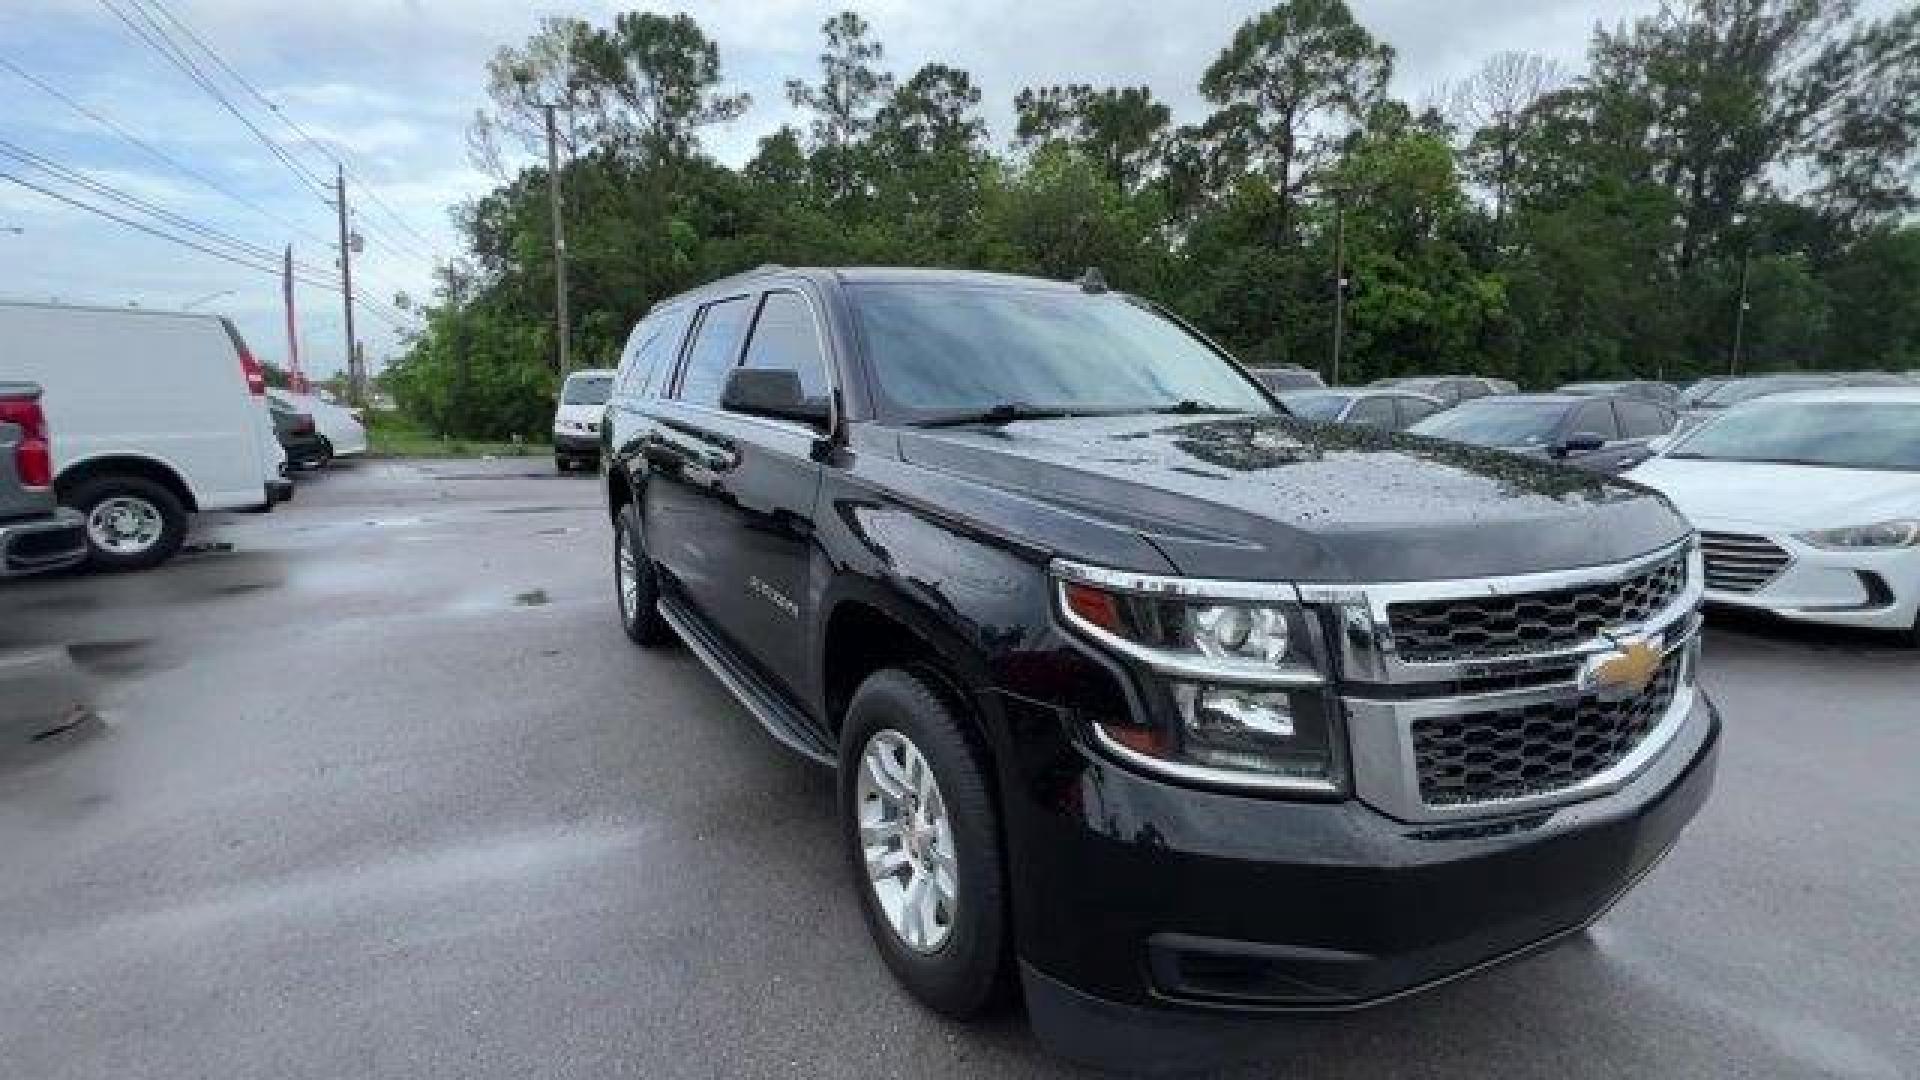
[840,668,1008,1019]
[69,474,187,572]
[614,503,673,646]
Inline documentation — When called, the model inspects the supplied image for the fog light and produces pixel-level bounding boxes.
[1191,685,1295,738]
[1169,682,1338,781]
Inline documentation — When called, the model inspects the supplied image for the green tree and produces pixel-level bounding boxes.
[1013,84,1171,192]
[1197,0,1394,237]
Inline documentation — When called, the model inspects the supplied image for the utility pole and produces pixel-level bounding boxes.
[334,163,361,405]
[544,103,571,377]
[1329,197,1348,386]
[1729,254,1751,378]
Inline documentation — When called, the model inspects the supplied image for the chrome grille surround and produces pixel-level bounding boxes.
[1699,531,1791,594]
[1300,537,1706,823]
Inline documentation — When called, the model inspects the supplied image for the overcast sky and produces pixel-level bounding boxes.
[0,1,1730,376]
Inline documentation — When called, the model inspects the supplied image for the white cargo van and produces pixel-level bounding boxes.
[0,301,290,571]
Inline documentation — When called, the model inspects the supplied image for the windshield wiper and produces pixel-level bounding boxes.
[919,403,1082,427]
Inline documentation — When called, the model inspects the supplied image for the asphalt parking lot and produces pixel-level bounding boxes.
[2,458,1916,1079]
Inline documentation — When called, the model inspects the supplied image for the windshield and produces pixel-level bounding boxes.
[1409,399,1569,447]
[562,375,614,405]
[847,285,1272,421]
[1667,400,1920,470]
[1698,377,1832,408]
[1279,392,1350,421]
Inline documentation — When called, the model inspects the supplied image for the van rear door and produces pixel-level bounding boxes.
[221,319,287,497]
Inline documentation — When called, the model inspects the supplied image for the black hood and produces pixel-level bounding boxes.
[895,413,1689,582]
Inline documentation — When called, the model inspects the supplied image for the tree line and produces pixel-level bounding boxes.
[386,0,1920,438]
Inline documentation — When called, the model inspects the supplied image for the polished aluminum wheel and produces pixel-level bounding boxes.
[857,728,957,953]
[616,525,640,623]
[86,496,163,554]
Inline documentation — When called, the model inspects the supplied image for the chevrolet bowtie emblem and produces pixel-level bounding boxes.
[1581,635,1663,700]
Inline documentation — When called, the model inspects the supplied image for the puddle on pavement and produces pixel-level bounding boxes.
[1,645,102,758]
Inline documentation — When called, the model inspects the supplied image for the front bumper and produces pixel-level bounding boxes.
[1004,690,1717,1023]
[552,431,600,457]
[1703,529,1920,631]
[0,506,88,577]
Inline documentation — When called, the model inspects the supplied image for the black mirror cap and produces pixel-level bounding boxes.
[1555,431,1607,456]
[721,367,830,427]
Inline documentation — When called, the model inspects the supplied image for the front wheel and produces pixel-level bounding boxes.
[840,668,1008,1018]
[613,503,673,646]
[68,474,188,572]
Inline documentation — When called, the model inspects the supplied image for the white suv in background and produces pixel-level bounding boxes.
[552,368,615,472]
[0,301,290,571]
[1630,387,1920,640]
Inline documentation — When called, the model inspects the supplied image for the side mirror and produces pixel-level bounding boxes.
[721,368,830,427]
[1553,432,1607,457]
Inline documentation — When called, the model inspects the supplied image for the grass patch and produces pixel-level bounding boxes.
[365,412,541,458]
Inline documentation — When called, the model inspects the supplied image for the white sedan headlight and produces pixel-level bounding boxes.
[1796,520,1920,550]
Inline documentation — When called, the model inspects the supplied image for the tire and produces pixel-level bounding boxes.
[315,438,335,469]
[840,668,1008,1018]
[556,455,572,473]
[613,502,673,646]
[67,473,188,572]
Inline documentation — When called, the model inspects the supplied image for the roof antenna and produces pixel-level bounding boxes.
[1077,267,1108,294]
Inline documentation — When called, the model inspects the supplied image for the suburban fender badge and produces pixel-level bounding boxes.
[1579,634,1664,701]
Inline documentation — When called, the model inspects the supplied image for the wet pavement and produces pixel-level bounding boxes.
[1,458,1915,1079]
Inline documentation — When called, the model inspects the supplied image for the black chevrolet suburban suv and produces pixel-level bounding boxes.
[601,267,1718,1066]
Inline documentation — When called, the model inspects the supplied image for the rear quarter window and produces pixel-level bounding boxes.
[673,297,754,406]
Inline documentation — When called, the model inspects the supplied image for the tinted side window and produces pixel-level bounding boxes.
[1570,400,1622,439]
[632,308,689,399]
[673,297,753,405]
[1396,396,1439,427]
[1617,400,1674,438]
[614,319,661,399]
[740,291,829,401]
[1346,396,1396,429]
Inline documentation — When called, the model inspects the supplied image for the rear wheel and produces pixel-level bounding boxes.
[840,668,1008,1018]
[614,503,673,646]
[68,474,187,572]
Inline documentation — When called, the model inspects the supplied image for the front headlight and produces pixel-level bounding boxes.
[1052,560,1344,795]
[1796,520,1920,550]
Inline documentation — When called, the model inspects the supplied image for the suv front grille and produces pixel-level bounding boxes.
[1385,551,1687,663]
[1699,531,1790,594]
[1409,655,1681,807]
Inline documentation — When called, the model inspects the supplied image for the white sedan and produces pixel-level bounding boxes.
[1629,388,1919,638]
[270,390,368,460]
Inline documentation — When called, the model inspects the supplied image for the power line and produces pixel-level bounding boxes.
[2,171,322,284]
[0,54,334,248]
[0,140,335,278]
[137,0,446,259]
[96,0,333,204]
[2,171,418,335]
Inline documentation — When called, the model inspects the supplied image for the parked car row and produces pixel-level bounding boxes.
[1271,366,1915,640]
[0,300,361,575]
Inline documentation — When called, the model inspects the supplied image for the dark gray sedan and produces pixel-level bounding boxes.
[1409,393,1678,473]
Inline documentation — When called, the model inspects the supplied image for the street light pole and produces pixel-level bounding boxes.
[1329,197,1348,386]
[544,103,571,378]
[1730,254,1750,378]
